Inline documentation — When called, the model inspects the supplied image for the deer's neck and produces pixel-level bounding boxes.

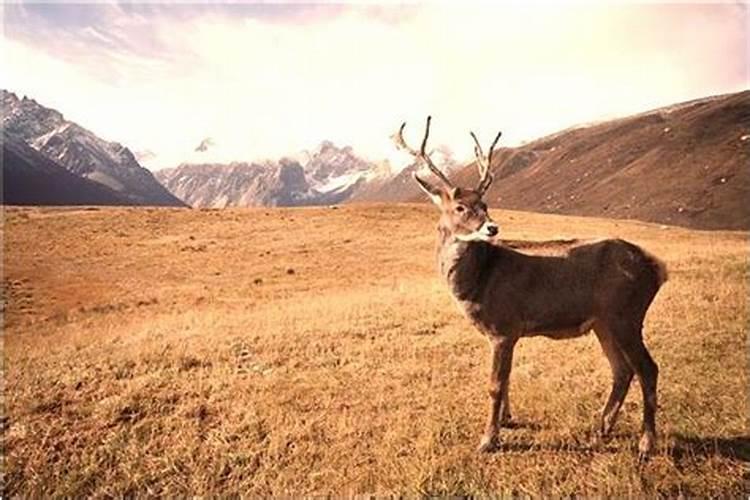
[437,226,494,303]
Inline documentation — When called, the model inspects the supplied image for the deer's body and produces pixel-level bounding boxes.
[439,235,667,341]
[395,116,667,461]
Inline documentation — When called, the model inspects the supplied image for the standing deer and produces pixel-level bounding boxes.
[395,116,668,461]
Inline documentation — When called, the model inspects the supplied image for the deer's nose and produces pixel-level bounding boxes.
[486,224,499,236]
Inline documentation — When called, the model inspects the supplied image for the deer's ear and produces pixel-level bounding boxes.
[413,173,444,205]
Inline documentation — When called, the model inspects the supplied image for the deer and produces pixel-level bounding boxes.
[394,116,668,461]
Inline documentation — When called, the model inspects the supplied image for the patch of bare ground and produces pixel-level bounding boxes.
[2,204,748,496]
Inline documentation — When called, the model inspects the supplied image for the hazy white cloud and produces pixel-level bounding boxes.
[3,3,747,170]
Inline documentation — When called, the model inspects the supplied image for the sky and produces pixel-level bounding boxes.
[2,2,748,171]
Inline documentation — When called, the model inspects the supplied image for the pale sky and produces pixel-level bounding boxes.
[2,2,748,170]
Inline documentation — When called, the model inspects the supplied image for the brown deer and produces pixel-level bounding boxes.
[395,116,668,461]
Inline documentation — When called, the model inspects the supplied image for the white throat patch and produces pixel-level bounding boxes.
[455,222,500,242]
[456,232,492,242]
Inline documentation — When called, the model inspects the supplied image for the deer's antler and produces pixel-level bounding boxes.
[393,116,453,188]
[470,130,502,195]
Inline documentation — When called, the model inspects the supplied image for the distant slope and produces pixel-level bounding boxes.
[350,149,460,204]
[369,91,750,230]
[2,133,134,206]
[2,90,185,207]
[349,162,419,203]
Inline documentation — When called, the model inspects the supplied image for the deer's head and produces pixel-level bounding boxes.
[394,116,502,242]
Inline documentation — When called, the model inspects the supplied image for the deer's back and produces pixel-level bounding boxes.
[451,238,665,337]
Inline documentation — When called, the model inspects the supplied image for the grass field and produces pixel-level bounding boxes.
[2,204,748,496]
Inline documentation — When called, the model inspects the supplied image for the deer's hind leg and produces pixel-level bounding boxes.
[594,322,634,436]
[609,320,659,462]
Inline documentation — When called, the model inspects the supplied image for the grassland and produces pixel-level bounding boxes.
[2,204,748,496]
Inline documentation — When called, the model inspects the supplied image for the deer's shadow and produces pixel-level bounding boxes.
[491,428,750,461]
[668,433,750,463]
[498,440,621,455]
[500,419,543,431]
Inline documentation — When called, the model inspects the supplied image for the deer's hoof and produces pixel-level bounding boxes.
[600,412,618,437]
[637,432,655,463]
[477,435,499,453]
[591,430,605,447]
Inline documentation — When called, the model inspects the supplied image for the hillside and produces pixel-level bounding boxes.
[3,205,747,496]
[2,133,133,206]
[367,91,750,230]
[1,90,185,207]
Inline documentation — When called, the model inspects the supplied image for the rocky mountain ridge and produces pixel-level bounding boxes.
[155,141,391,208]
[2,132,132,206]
[2,90,184,207]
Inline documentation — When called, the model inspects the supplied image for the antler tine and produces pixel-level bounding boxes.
[487,130,502,166]
[393,116,453,188]
[471,130,502,194]
[470,132,486,167]
[419,116,454,187]
[420,116,432,158]
[393,122,420,157]
[470,131,489,190]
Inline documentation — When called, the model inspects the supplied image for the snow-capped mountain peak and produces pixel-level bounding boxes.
[2,89,184,206]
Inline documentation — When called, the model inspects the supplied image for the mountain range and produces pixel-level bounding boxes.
[154,140,390,208]
[2,88,747,229]
[2,90,184,207]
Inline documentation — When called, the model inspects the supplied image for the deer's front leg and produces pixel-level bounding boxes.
[477,336,516,453]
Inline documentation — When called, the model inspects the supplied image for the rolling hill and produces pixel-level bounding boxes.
[358,91,750,230]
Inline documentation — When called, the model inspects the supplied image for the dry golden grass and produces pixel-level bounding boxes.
[2,204,748,496]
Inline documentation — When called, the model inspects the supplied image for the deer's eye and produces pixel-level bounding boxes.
[455,205,466,213]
